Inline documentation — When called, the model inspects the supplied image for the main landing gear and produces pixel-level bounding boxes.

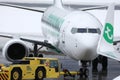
[79,55,108,78]
[92,55,108,72]
[33,43,44,57]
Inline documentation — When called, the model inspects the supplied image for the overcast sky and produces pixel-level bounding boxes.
[0,0,120,37]
[0,0,120,4]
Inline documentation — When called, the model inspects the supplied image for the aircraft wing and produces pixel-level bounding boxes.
[20,36,57,50]
[79,5,107,11]
[20,36,61,53]
[0,3,45,13]
[0,32,58,50]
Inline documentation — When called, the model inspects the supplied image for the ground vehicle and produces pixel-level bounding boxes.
[0,57,61,80]
[0,57,79,80]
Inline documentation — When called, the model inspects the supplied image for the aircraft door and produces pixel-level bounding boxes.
[61,21,70,46]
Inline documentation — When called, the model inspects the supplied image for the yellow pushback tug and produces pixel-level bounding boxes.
[0,57,79,80]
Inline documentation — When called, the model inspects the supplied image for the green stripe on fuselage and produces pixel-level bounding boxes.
[45,27,60,37]
[48,14,64,31]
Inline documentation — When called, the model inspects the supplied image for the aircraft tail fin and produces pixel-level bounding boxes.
[54,0,63,8]
[97,3,120,61]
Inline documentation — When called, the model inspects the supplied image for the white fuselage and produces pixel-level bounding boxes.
[41,6,102,60]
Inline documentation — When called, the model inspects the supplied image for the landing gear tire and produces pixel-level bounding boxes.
[80,68,89,78]
[92,58,98,72]
[101,56,108,71]
[92,55,108,72]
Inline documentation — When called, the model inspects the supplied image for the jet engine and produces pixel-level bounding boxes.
[2,39,28,61]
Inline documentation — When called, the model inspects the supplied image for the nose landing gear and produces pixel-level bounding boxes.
[80,67,89,78]
[79,60,90,78]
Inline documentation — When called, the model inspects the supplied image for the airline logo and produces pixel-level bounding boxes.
[103,23,113,44]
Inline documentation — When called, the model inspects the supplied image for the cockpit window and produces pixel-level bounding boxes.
[71,28,87,34]
[71,28,77,34]
[97,28,101,34]
[71,28,101,34]
[77,28,87,33]
[88,29,97,33]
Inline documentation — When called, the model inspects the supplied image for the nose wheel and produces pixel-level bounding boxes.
[79,60,90,78]
[79,68,89,78]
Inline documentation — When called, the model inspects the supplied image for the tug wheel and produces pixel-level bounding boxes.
[35,68,45,80]
[11,68,22,80]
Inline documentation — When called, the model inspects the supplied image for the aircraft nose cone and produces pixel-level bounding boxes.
[82,38,98,49]
[85,49,93,54]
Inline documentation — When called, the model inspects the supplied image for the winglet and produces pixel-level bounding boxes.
[54,0,63,9]
[97,3,120,61]
[105,3,114,25]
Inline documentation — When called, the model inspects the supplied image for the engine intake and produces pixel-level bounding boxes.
[2,39,28,62]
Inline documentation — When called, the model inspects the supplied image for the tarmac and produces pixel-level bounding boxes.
[0,54,120,80]
[45,55,120,80]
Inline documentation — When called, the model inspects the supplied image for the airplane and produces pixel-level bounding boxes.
[0,0,117,76]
